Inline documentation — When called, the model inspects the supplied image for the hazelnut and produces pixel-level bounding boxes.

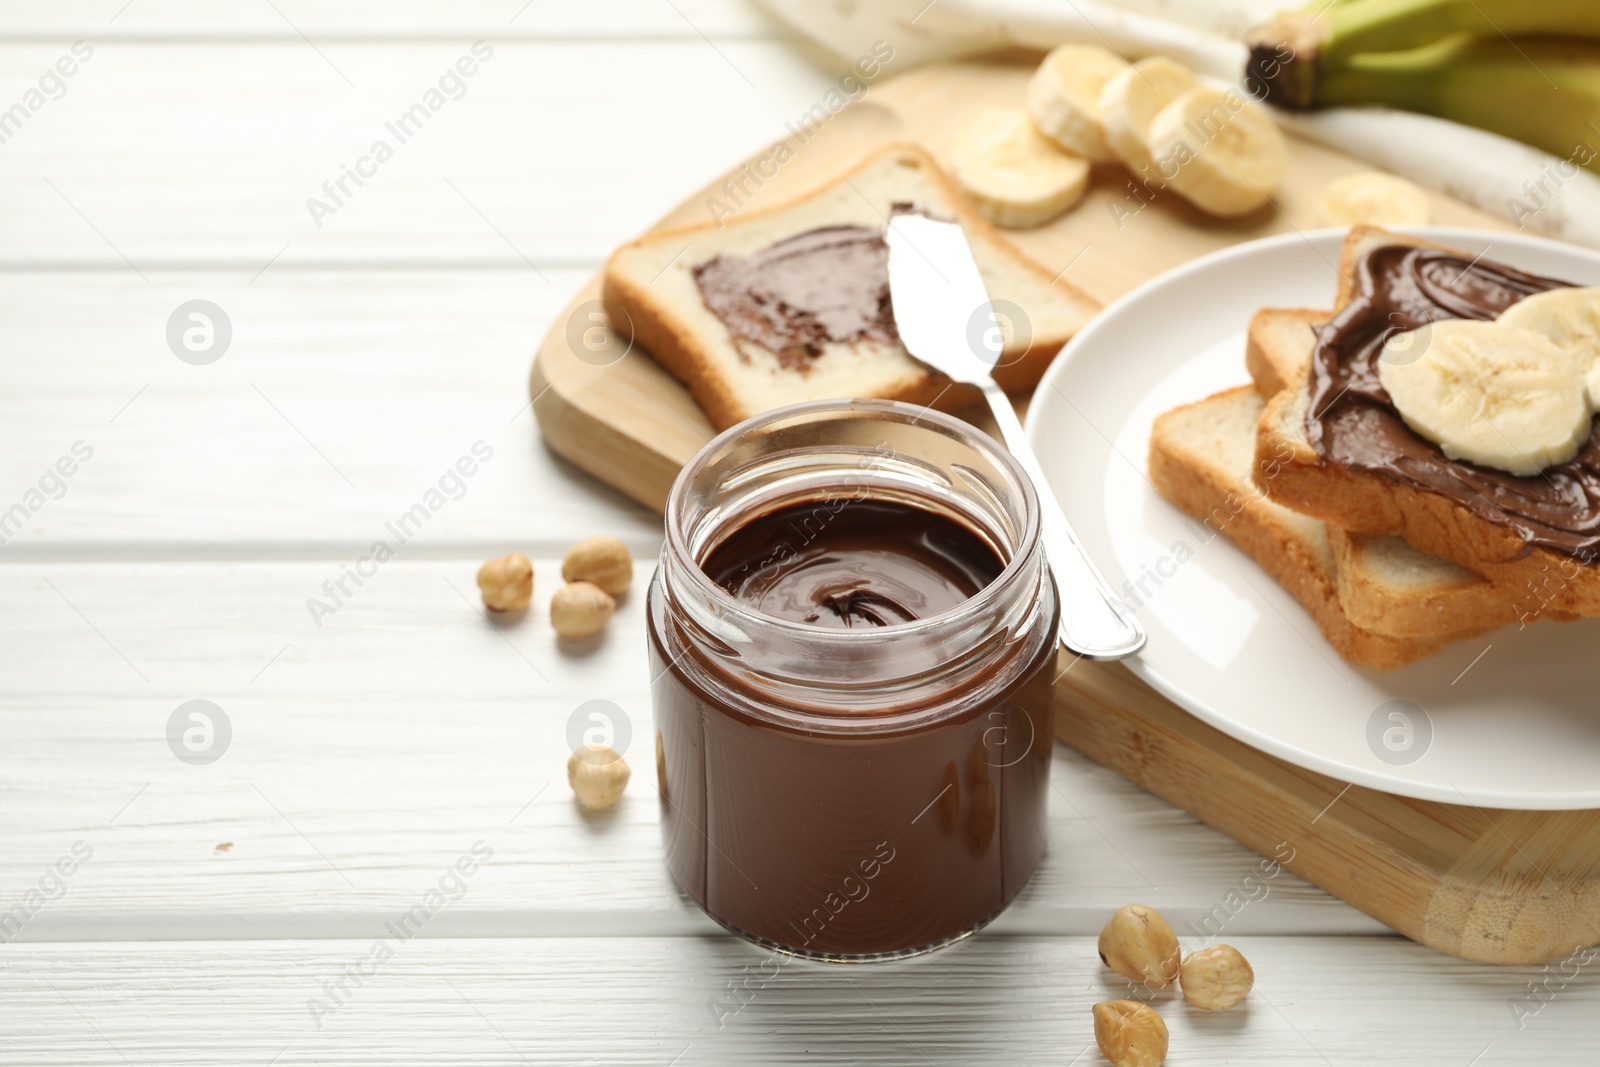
[1179,944,1254,1010]
[1098,904,1180,988]
[476,553,533,612]
[567,745,630,810]
[561,536,633,596]
[1092,1000,1168,1067]
[551,581,615,638]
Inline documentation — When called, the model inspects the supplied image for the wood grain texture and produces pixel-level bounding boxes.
[2,936,1585,1065]
[529,54,1512,511]
[0,270,659,556]
[1054,660,1600,965]
[0,41,849,266]
[0,0,789,39]
[0,560,1379,942]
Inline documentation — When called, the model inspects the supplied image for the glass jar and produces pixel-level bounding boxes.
[647,399,1058,961]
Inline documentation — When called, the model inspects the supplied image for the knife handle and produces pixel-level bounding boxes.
[979,382,1146,661]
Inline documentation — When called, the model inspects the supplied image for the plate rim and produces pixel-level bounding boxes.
[1028,225,1600,809]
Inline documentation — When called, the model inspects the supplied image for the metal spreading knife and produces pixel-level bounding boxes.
[885,213,1146,661]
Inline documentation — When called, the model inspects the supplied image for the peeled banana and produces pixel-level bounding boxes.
[1316,171,1432,227]
[1099,57,1197,177]
[1146,85,1286,216]
[948,108,1090,229]
[1026,44,1129,163]
[1498,288,1600,407]
[1378,320,1591,476]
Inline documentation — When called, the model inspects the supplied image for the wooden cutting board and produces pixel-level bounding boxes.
[529,55,1600,965]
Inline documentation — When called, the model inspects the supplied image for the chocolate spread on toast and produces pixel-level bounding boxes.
[692,226,898,370]
[1307,244,1600,555]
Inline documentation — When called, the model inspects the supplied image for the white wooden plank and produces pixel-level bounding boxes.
[0,936,1578,1064]
[0,0,790,40]
[0,40,875,264]
[0,559,1384,940]
[0,270,664,554]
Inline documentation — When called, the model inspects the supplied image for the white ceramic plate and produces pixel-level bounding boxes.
[1027,228,1600,810]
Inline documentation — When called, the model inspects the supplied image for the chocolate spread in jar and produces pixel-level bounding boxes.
[691,226,898,370]
[701,499,1003,627]
[648,496,1054,958]
[1307,244,1600,555]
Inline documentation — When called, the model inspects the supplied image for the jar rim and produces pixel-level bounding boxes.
[663,398,1042,644]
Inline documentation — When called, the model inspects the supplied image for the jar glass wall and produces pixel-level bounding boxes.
[648,399,1059,961]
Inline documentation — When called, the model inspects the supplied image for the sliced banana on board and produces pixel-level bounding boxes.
[1498,287,1600,407]
[1145,85,1286,217]
[1316,171,1432,227]
[1099,57,1197,176]
[948,108,1090,229]
[1026,44,1130,163]
[1378,320,1591,477]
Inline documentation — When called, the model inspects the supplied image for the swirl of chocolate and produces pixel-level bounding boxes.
[1308,244,1600,556]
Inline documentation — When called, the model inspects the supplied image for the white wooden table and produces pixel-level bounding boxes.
[0,3,1591,1062]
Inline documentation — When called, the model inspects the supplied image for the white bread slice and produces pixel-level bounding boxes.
[1245,307,1326,401]
[1331,529,1572,634]
[1150,386,1490,669]
[1245,305,1571,635]
[1253,227,1600,618]
[602,144,1099,430]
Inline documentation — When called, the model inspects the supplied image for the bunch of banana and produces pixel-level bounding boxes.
[1245,0,1600,171]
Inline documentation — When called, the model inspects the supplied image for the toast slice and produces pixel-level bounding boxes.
[1245,307,1327,401]
[1254,226,1600,618]
[1245,304,1569,635]
[602,144,1099,430]
[1150,386,1487,669]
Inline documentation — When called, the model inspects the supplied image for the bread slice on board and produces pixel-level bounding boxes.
[602,143,1099,430]
[1253,227,1600,617]
[1150,385,1488,669]
[1244,304,1569,635]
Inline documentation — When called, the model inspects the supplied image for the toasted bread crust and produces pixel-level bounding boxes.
[1257,393,1595,618]
[1327,527,1575,634]
[1245,306,1327,400]
[1253,226,1600,617]
[601,143,1094,429]
[601,266,962,432]
[1151,386,1477,669]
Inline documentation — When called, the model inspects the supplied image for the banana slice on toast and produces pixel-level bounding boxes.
[1498,287,1600,407]
[1378,319,1591,476]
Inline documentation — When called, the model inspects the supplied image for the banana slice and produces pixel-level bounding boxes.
[1498,287,1600,407]
[948,108,1090,229]
[1145,85,1286,216]
[1027,44,1130,163]
[1316,171,1433,227]
[1099,57,1197,176]
[1377,319,1591,476]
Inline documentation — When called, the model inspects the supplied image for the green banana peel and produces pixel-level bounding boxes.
[1319,0,1600,64]
[1246,0,1600,108]
[1317,36,1600,172]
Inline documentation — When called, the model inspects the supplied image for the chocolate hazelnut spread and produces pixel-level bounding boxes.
[1308,244,1600,555]
[701,499,1003,627]
[692,226,898,370]
[649,496,1054,958]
